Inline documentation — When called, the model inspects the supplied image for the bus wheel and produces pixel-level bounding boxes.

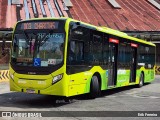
[89,75,101,99]
[138,73,144,87]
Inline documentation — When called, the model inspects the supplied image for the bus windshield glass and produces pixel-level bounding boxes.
[11,30,65,67]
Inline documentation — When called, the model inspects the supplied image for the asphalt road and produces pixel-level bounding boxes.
[0,76,160,120]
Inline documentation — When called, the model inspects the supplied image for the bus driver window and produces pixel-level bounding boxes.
[68,41,84,64]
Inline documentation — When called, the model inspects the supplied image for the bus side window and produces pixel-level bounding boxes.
[68,41,84,65]
[91,31,103,65]
[68,23,90,65]
[68,41,76,63]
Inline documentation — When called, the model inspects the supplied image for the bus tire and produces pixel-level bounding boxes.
[89,75,101,99]
[138,73,144,87]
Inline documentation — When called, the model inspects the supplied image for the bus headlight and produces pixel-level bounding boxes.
[52,74,63,84]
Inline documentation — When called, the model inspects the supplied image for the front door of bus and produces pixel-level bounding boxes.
[130,44,137,83]
[108,43,118,86]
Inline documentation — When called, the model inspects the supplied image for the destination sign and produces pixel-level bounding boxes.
[17,21,59,30]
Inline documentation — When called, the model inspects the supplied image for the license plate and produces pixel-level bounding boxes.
[26,89,35,94]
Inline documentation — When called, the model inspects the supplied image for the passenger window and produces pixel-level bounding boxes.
[68,41,84,64]
[91,31,103,64]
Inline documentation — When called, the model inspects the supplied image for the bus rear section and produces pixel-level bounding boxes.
[10,19,70,96]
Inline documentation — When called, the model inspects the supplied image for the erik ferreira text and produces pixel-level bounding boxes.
[138,112,158,117]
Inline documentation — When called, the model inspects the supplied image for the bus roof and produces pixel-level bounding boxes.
[68,18,155,47]
[97,27,155,47]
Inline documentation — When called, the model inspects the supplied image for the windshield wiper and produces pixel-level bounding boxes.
[32,30,53,58]
[39,30,53,46]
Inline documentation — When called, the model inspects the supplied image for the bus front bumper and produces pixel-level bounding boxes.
[10,78,67,96]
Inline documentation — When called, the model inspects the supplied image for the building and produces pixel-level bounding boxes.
[0,0,160,71]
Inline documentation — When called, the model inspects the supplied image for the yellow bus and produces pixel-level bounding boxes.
[10,18,156,98]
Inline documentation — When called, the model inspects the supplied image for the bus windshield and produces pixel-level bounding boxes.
[11,30,65,67]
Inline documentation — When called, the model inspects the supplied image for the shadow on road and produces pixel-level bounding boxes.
[0,83,152,109]
[0,92,76,108]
